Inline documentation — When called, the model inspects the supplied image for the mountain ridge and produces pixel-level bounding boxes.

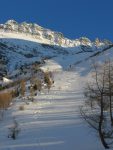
[0,20,112,48]
[0,20,113,80]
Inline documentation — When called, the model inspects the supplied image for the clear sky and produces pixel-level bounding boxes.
[0,0,113,41]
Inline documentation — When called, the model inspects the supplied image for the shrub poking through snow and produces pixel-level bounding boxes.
[19,105,25,111]
[0,91,12,109]
[34,79,42,92]
[0,91,12,120]
[29,85,35,102]
[20,80,26,97]
[30,77,42,92]
[29,77,42,101]
[44,71,52,92]
[8,119,20,140]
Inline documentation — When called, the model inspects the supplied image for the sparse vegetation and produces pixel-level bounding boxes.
[34,79,42,92]
[20,80,26,97]
[0,91,12,120]
[0,91,12,109]
[81,60,113,149]
[44,71,53,92]
[8,119,20,140]
[19,105,25,111]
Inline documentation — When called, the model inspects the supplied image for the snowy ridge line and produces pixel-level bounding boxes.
[0,19,112,48]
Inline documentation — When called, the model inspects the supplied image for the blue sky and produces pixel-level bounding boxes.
[0,0,113,41]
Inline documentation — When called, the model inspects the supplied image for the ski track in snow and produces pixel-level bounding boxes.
[0,60,106,150]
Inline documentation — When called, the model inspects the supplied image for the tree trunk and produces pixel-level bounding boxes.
[108,60,113,126]
[99,95,109,149]
[109,96,113,126]
[99,119,109,149]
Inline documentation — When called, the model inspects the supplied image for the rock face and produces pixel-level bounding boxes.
[0,20,112,48]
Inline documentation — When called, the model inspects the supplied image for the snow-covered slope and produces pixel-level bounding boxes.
[0,64,103,150]
[0,20,113,79]
[0,20,113,150]
[1,20,112,48]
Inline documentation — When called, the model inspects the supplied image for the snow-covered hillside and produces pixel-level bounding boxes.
[0,20,112,48]
[0,60,103,150]
[0,20,112,78]
[0,20,113,150]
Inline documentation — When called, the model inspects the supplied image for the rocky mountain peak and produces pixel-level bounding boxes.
[0,20,112,48]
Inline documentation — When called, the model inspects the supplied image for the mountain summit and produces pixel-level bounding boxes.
[0,20,113,79]
[0,20,112,48]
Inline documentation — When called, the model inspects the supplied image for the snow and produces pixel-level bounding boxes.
[0,32,96,74]
[0,31,51,46]
[0,28,111,75]
[0,59,108,150]
[0,27,108,48]
[0,77,13,86]
[0,24,113,149]
[3,77,12,84]
[40,59,62,72]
